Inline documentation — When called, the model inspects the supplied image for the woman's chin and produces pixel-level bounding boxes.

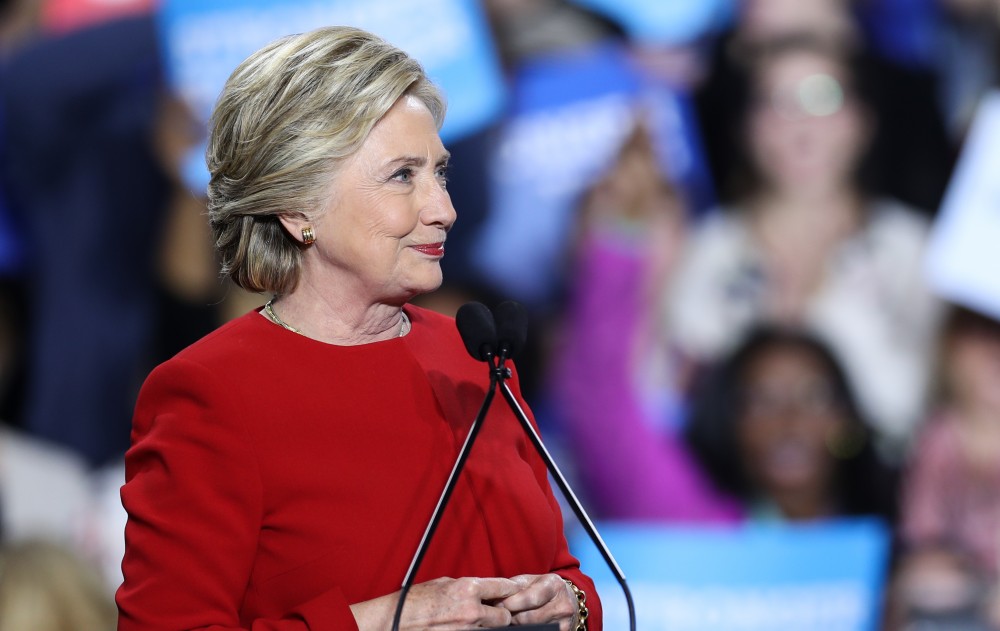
[760,459,824,494]
[401,274,444,301]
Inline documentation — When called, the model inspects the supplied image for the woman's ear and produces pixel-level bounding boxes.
[278,214,311,245]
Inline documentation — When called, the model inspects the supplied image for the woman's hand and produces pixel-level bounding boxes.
[352,576,519,630]
[499,573,579,630]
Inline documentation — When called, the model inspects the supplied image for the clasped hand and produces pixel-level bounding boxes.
[357,573,578,630]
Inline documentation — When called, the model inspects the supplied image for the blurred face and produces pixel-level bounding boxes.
[948,327,1000,412]
[305,95,456,305]
[747,50,869,196]
[736,344,848,499]
[740,0,855,44]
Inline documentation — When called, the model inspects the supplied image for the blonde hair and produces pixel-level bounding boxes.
[0,540,117,631]
[207,26,446,294]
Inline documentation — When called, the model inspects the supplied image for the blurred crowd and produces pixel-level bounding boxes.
[2,0,1000,628]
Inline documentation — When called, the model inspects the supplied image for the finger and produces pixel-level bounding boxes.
[462,576,521,602]
[510,597,576,630]
[499,575,555,613]
[403,579,516,630]
[478,602,513,628]
[507,574,536,589]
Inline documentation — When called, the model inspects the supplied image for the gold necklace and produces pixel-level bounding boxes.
[263,298,300,334]
[263,297,410,338]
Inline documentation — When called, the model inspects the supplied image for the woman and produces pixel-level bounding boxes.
[553,226,895,521]
[669,35,940,447]
[891,307,1000,626]
[683,326,896,521]
[551,125,894,521]
[116,26,598,630]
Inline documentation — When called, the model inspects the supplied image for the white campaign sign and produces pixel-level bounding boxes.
[925,91,1000,319]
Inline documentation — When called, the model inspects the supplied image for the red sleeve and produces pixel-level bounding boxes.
[116,358,359,631]
[507,365,604,631]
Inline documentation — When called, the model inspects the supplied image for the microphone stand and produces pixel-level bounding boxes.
[390,350,503,631]
[390,348,636,631]
[495,362,637,631]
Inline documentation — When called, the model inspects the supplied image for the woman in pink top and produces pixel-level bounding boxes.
[549,118,895,525]
[894,307,1000,626]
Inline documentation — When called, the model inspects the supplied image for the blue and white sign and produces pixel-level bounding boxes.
[471,41,712,304]
[471,42,639,304]
[925,91,1000,320]
[571,519,891,631]
[569,0,736,45]
[158,0,505,192]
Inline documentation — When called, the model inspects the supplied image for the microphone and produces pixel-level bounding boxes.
[492,300,528,361]
[392,302,634,631]
[456,302,497,362]
[391,302,507,631]
[489,304,637,631]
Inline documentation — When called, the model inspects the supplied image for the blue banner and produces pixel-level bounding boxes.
[471,41,712,304]
[571,519,891,631]
[569,0,735,45]
[158,0,505,193]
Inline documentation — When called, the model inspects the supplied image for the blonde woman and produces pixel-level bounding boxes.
[116,26,599,631]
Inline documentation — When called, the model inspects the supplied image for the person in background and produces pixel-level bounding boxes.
[681,326,896,522]
[0,0,39,424]
[118,26,599,630]
[550,114,895,523]
[668,34,941,451]
[892,306,1000,628]
[1,13,172,466]
[700,0,955,214]
[552,246,895,522]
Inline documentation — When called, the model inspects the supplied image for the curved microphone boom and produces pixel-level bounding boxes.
[491,301,636,631]
[391,301,501,631]
[392,301,635,631]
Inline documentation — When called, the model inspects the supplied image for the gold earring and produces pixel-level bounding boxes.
[301,226,316,245]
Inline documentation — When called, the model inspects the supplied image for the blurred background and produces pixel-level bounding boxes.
[2,0,1000,628]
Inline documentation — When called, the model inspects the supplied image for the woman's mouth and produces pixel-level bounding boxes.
[412,242,445,257]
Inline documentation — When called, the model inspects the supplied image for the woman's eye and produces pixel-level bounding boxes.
[436,164,449,187]
[391,168,413,183]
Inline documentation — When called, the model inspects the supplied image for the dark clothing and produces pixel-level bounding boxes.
[1,15,170,465]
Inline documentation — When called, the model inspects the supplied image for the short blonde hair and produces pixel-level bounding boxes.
[207,26,446,294]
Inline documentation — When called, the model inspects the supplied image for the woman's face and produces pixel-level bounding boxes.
[736,344,848,499]
[300,95,456,304]
[948,327,1000,412]
[746,50,868,196]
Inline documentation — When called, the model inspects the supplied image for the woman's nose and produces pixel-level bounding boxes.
[422,182,457,229]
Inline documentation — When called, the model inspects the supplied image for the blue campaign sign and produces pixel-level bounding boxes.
[158,0,505,192]
[471,41,712,304]
[569,0,736,45]
[571,519,891,631]
[470,41,641,304]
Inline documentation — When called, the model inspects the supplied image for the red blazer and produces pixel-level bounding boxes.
[117,305,602,630]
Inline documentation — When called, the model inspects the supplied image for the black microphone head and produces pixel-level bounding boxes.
[493,300,529,360]
[455,302,497,362]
